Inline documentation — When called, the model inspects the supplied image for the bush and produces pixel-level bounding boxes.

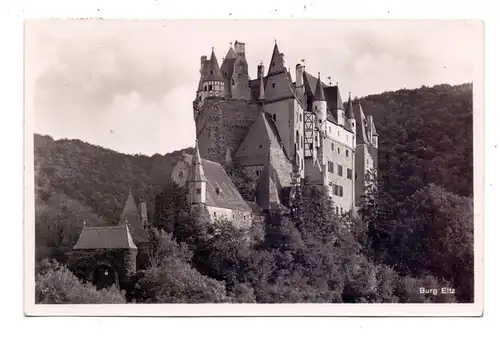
[35,259,126,304]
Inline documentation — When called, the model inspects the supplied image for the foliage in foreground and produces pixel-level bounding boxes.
[35,259,126,304]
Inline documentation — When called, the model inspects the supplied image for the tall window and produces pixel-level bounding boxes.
[328,161,334,173]
[196,189,201,195]
[331,143,334,151]
[345,149,349,157]
[208,85,212,91]
[347,168,353,180]
[337,164,343,177]
[336,207,339,215]
[339,185,344,197]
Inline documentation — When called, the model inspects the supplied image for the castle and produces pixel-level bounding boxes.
[173,40,378,225]
[70,40,379,290]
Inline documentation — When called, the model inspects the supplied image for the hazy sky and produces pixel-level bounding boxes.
[26,20,482,155]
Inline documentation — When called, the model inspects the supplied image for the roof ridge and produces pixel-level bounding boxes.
[84,225,126,230]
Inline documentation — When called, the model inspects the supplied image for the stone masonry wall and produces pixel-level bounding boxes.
[68,248,137,288]
[197,99,260,164]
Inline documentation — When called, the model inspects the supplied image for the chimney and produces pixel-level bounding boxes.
[200,55,207,74]
[234,41,245,58]
[295,63,304,87]
[257,62,265,79]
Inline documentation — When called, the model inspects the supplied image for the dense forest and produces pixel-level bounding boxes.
[34,83,474,304]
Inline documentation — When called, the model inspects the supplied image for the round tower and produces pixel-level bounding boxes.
[313,72,327,129]
[198,47,224,103]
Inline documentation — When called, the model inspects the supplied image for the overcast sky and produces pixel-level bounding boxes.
[26,20,482,155]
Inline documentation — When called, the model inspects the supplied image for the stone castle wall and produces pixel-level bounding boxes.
[197,99,260,164]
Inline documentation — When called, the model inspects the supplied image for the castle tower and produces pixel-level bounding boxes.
[194,48,224,116]
[313,73,327,131]
[187,140,207,206]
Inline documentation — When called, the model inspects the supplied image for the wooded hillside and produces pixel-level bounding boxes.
[34,82,474,303]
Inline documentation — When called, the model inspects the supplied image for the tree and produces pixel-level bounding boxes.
[133,258,229,303]
[146,228,192,269]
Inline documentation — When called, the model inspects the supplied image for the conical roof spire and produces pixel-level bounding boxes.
[189,140,207,182]
[225,42,237,59]
[204,48,224,82]
[314,72,326,101]
[346,92,355,119]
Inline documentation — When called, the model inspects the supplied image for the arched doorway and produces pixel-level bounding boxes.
[92,264,117,290]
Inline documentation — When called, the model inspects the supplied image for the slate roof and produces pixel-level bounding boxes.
[354,102,369,144]
[324,85,344,111]
[182,154,252,212]
[119,190,149,243]
[236,111,283,166]
[314,73,326,101]
[202,49,224,82]
[346,94,355,119]
[189,140,207,182]
[73,225,137,250]
[304,71,328,100]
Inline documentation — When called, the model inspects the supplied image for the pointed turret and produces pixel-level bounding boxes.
[205,47,224,82]
[313,73,328,126]
[120,189,139,226]
[346,92,356,132]
[225,42,237,60]
[314,73,326,101]
[267,41,285,75]
[354,101,369,145]
[346,93,354,119]
[119,189,149,244]
[189,140,207,182]
[188,140,207,206]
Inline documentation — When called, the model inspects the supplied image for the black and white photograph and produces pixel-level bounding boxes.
[24,19,483,315]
